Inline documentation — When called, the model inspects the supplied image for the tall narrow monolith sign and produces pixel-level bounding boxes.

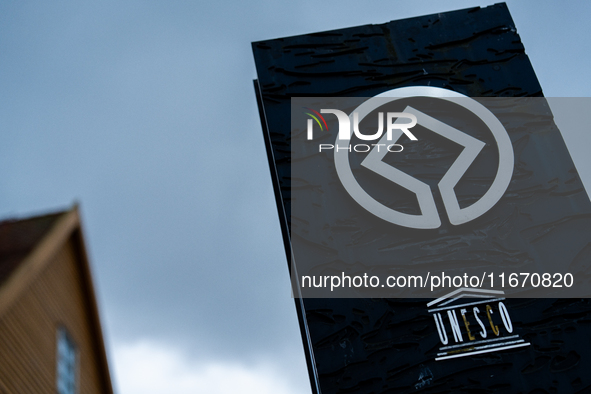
[253,4,591,393]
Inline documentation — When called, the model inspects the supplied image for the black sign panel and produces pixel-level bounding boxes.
[253,4,591,393]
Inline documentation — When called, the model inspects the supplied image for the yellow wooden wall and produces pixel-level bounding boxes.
[0,237,108,393]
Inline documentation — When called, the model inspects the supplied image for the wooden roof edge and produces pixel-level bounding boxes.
[0,206,78,317]
[71,208,115,394]
[0,205,114,394]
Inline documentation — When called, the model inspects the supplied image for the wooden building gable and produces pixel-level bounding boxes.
[0,207,113,394]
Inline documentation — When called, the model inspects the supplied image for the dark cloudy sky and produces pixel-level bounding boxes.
[1,1,590,392]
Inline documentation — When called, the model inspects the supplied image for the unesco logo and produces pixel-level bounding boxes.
[428,288,530,361]
[331,86,514,229]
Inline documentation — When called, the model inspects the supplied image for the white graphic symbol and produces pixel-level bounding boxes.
[334,86,514,229]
